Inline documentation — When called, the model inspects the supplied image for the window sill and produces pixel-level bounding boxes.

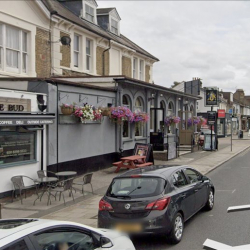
[135,137,147,141]
[122,138,133,143]
[0,70,30,78]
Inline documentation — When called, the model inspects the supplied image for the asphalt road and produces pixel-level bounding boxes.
[132,148,250,250]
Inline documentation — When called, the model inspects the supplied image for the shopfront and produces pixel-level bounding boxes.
[0,89,55,198]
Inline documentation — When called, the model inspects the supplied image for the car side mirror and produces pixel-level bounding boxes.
[100,237,113,248]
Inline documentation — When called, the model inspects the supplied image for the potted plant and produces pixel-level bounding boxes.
[60,103,73,115]
[93,107,103,121]
[109,106,134,124]
[73,104,95,123]
[164,116,180,133]
[133,111,149,124]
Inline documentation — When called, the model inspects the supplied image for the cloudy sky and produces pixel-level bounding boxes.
[98,1,250,94]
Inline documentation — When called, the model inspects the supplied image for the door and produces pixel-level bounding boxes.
[184,168,207,211]
[29,226,97,250]
[172,170,196,219]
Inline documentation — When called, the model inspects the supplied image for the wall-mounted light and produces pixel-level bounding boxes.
[160,94,163,97]
[48,36,71,46]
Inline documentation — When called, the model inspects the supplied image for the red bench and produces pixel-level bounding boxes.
[112,161,122,166]
[135,162,153,168]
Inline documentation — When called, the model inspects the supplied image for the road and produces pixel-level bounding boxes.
[132,148,250,250]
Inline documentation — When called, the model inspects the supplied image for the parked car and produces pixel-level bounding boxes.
[0,219,135,250]
[98,165,215,244]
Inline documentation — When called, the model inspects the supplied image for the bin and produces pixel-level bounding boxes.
[238,130,243,139]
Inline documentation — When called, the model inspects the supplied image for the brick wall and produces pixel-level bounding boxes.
[122,56,132,77]
[60,31,71,68]
[96,46,109,75]
[145,65,150,83]
[35,28,51,77]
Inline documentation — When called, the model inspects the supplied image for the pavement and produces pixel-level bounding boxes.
[1,133,250,230]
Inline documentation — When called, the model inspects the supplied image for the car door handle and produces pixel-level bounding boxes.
[194,189,199,193]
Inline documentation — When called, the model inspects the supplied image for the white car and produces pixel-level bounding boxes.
[0,219,135,250]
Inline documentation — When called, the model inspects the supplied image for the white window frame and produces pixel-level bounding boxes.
[73,34,80,68]
[111,18,118,35]
[133,57,138,79]
[86,38,92,72]
[0,23,28,74]
[85,4,95,23]
[139,60,144,81]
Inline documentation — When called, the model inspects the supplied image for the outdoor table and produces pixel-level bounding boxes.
[114,155,146,173]
[55,171,77,180]
[33,177,58,205]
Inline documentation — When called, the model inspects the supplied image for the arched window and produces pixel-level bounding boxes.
[135,97,144,137]
[168,102,174,116]
[122,95,131,138]
[190,105,194,113]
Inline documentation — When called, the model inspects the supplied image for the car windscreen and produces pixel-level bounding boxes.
[106,177,166,198]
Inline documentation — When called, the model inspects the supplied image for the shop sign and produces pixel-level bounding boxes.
[0,97,31,112]
[0,119,54,126]
[207,111,216,125]
[204,87,219,106]
[218,109,225,118]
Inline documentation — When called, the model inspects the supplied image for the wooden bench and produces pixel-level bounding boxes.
[112,161,122,167]
[135,162,153,168]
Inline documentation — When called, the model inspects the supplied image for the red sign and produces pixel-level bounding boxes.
[218,109,225,118]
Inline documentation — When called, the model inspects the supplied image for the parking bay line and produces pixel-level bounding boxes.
[216,189,236,194]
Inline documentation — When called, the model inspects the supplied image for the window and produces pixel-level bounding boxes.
[34,228,95,250]
[111,19,118,35]
[172,171,187,188]
[123,95,130,138]
[0,23,28,74]
[85,4,95,22]
[133,58,138,79]
[3,240,29,250]
[135,97,144,137]
[86,38,92,71]
[74,34,80,67]
[168,102,174,116]
[184,169,202,183]
[107,177,165,198]
[0,131,36,167]
[139,60,144,80]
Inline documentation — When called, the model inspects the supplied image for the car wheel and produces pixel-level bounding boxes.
[205,189,214,210]
[168,213,184,244]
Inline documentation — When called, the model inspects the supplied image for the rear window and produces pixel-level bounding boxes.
[106,177,166,198]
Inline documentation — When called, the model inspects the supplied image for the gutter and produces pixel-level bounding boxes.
[103,40,111,76]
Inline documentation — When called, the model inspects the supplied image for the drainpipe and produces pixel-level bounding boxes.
[102,40,111,75]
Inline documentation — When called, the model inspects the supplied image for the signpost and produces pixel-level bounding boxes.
[207,110,216,151]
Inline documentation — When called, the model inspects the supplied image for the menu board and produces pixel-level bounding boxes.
[203,134,216,151]
[0,133,35,165]
[168,142,177,160]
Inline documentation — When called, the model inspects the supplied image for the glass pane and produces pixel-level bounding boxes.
[184,169,201,183]
[156,109,163,132]
[86,39,91,55]
[3,240,29,250]
[0,48,2,69]
[22,53,26,72]
[122,95,129,105]
[111,19,118,28]
[86,55,90,70]
[123,121,129,138]
[150,109,155,131]
[135,122,142,136]
[6,25,19,50]
[22,32,27,52]
[172,171,187,187]
[74,51,78,67]
[6,49,18,68]
[74,35,79,51]
[0,24,2,46]
[0,132,36,166]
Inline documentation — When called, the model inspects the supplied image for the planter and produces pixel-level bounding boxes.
[61,107,73,115]
[101,108,111,117]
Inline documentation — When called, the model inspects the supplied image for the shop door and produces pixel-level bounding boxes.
[179,110,194,145]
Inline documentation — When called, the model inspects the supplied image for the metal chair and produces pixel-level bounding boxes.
[73,173,94,194]
[37,170,57,178]
[47,178,75,206]
[11,176,39,204]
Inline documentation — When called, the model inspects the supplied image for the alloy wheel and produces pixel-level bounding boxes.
[209,191,214,208]
[174,215,183,240]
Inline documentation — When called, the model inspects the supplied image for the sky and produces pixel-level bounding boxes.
[98,1,250,94]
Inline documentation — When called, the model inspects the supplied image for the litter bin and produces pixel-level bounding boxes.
[238,130,243,139]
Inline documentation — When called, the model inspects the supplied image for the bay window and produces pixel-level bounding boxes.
[74,34,80,68]
[86,38,92,71]
[111,19,118,35]
[85,4,95,23]
[0,23,28,74]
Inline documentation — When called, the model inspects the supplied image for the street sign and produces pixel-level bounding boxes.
[207,111,216,125]
[218,109,225,118]
[204,87,219,106]
[228,109,233,114]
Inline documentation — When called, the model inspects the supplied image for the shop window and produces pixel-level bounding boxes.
[135,97,144,137]
[0,23,28,74]
[122,95,131,138]
[0,130,36,167]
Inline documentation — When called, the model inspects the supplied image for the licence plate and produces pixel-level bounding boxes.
[115,223,142,232]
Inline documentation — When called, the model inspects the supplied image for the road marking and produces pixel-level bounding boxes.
[232,189,236,193]
[217,190,234,192]
[228,204,250,213]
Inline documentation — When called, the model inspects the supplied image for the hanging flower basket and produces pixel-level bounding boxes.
[60,104,73,115]
[164,116,181,126]
[109,106,134,124]
[73,104,95,123]
[93,108,103,121]
[133,112,149,124]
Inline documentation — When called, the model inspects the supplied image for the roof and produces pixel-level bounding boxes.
[97,8,115,15]
[41,0,159,61]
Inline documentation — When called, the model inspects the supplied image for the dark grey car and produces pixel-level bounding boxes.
[98,165,215,244]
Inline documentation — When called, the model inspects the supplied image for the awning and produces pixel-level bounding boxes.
[0,112,55,126]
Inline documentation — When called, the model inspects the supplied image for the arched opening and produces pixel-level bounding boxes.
[122,95,131,138]
[135,97,144,137]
